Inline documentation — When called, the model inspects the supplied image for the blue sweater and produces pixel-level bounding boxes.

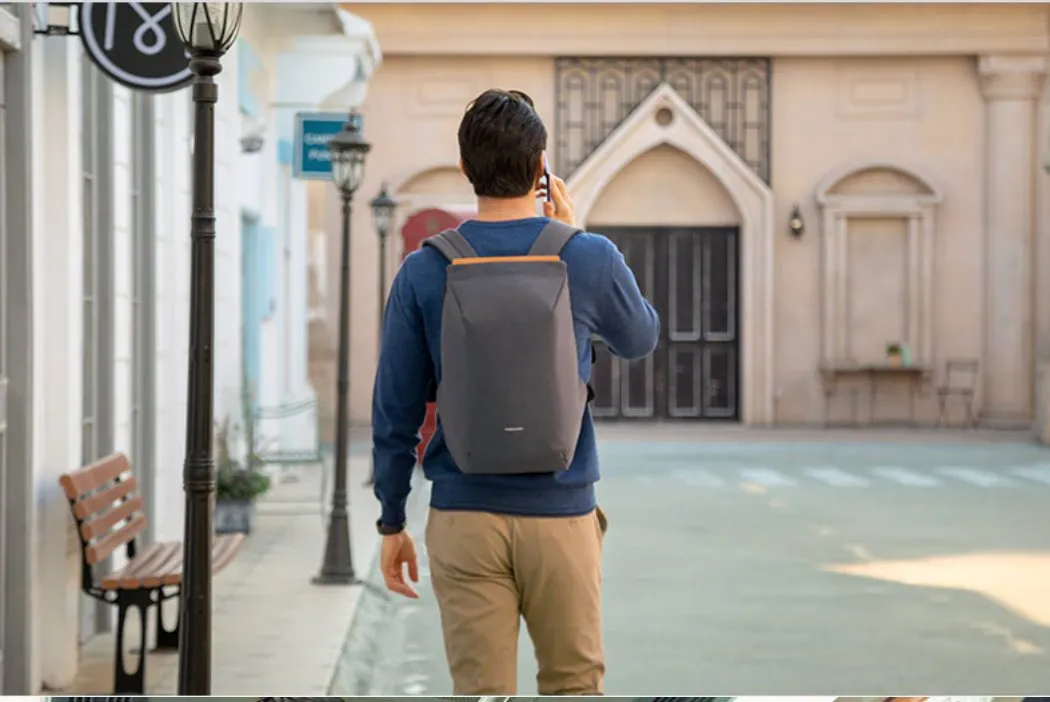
[372,216,660,527]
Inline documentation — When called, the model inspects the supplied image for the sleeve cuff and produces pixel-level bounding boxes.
[379,503,407,528]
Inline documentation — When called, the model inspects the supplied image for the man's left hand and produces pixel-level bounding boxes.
[380,531,420,599]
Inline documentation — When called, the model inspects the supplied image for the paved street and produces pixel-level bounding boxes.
[330,430,1050,695]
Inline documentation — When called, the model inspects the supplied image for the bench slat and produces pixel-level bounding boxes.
[73,475,138,519]
[212,533,244,572]
[59,453,130,500]
[85,512,148,565]
[100,535,246,590]
[140,544,184,588]
[81,494,144,541]
[102,542,181,588]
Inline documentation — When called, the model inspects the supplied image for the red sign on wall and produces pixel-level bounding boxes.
[399,207,475,463]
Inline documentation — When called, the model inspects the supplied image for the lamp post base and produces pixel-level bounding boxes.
[312,571,361,586]
[314,510,358,586]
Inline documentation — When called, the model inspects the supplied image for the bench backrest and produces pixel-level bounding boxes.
[59,453,147,588]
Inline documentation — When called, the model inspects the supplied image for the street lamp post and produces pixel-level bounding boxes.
[370,184,397,329]
[171,3,243,694]
[314,113,371,585]
[363,185,396,488]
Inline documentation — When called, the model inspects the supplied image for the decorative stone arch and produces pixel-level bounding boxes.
[389,161,461,195]
[567,83,776,425]
[395,164,473,200]
[815,160,943,365]
[815,160,942,205]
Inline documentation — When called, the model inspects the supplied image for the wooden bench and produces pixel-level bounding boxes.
[59,453,245,693]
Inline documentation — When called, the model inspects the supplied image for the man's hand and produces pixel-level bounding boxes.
[380,531,420,598]
[542,174,576,228]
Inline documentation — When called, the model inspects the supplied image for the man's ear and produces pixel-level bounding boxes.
[458,159,467,177]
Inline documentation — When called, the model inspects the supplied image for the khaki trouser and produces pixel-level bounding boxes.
[425,506,607,695]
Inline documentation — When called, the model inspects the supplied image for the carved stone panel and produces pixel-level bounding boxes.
[554,58,771,182]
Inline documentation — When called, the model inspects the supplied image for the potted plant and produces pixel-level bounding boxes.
[215,416,271,535]
[885,342,903,365]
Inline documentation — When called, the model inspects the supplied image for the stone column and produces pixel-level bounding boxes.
[978,55,1047,424]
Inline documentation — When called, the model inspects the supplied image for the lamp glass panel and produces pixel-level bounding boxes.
[331,158,354,194]
[372,206,393,235]
[174,3,243,51]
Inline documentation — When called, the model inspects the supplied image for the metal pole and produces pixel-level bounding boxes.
[177,54,221,695]
[378,233,388,330]
[314,193,357,585]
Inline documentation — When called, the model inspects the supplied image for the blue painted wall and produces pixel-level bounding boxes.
[238,41,262,118]
[241,215,272,410]
[278,138,293,166]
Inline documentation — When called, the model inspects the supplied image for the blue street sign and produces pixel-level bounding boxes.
[293,112,351,180]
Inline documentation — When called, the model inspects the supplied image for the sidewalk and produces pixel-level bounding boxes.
[56,450,379,695]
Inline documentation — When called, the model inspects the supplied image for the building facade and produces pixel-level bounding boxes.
[0,4,378,693]
[324,1,1050,430]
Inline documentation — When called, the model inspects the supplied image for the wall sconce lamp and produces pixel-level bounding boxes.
[788,204,805,238]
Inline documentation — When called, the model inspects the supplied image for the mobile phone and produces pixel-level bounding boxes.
[543,154,553,203]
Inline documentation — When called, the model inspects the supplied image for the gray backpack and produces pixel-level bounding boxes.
[423,220,588,475]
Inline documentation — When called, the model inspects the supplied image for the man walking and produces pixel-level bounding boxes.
[371,88,660,695]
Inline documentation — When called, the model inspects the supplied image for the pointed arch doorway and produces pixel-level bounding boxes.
[566,83,774,424]
[586,143,741,420]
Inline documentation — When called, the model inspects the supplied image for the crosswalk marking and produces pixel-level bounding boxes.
[937,466,1014,487]
[670,469,725,487]
[872,466,940,487]
[739,467,797,487]
[805,466,869,487]
[648,464,1050,489]
[1010,464,1050,486]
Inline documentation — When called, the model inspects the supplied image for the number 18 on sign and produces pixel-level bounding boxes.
[293,112,354,180]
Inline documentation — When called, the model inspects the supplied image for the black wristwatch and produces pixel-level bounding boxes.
[376,519,406,535]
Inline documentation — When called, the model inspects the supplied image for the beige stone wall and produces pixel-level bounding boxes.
[588,145,740,228]
[771,56,985,423]
[319,3,1049,427]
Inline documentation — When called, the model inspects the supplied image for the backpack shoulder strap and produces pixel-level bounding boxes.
[528,220,582,257]
[422,228,478,261]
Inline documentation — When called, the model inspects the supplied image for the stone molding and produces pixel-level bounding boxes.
[350,3,1050,58]
[978,55,1048,101]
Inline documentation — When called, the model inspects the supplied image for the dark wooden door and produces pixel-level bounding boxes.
[590,227,740,420]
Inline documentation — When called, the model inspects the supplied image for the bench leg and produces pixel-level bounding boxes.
[154,592,180,650]
[113,599,148,694]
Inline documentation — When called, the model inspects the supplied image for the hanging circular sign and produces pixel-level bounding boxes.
[78,1,193,92]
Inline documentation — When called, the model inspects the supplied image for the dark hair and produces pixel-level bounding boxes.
[458,89,547,198]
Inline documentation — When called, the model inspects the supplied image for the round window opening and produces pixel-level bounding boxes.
[655,107,674,127]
